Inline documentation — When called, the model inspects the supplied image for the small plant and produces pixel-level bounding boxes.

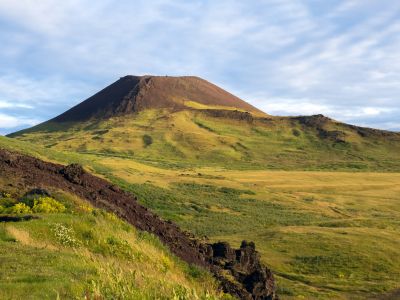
[78,203,93,213]
[52,223,80,247]
[8,203,32,214]
[104,236,133,259]
[292,129,301,137]
[142,134,153,147]
[0,192,17,212]
[0,191,12,198]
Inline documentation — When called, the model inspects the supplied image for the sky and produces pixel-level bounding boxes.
[0,0,399,135]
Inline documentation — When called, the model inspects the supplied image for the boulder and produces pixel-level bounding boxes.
[60,164,85,184]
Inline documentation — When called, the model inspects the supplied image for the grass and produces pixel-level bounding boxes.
[0,183,230,300]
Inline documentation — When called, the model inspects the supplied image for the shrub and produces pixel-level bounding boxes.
[105,236,133,259]
[32,197,66,213]
[292,129,301,137]
[142,134,153,147]
[0,192,12,198]
[0,191,17,209]
[9,203,32,214]
[0,197,17,209]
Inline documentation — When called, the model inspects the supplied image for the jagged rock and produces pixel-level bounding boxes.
[212,242,236,261]
[296,114,331,127]
[60,164,85,184]
[209,240,276,299]
[201,109,254,122]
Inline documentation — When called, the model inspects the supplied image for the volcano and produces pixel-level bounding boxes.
[51,75,266,122]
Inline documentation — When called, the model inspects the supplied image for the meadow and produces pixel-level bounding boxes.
[101,158,400,299]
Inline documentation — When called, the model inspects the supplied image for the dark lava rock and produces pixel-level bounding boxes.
[60,163,85,184]
[201,109,254,122]
[295,114,331,127]
[24,188,51,198]
[0,215,39,222]
[209,240,276,299]
[212,242,236,260]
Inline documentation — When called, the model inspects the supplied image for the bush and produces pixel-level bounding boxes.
[9,203,32,214]
[142,134,153,147]
[292,129,301,137]
[32,197,66,213]
[105,236,133,259]
[0,191,17,209]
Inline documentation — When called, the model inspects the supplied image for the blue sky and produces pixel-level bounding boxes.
[0,0,399,135]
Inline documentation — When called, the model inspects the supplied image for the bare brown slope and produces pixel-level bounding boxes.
[51,75,265,122]
[0,148,277,300]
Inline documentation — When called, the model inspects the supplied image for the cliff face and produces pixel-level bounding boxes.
[0,148,277,299]
[51,75,265,122]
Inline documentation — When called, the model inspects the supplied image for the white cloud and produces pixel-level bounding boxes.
[0,101,33,109]
[0,113,40,129]
[0,73,94,107]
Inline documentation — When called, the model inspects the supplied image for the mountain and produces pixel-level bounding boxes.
[9,75,400,171]
[50,75,266,122]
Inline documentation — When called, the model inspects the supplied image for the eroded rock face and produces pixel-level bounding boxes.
[60,164,85,184]
[209,241,276,300]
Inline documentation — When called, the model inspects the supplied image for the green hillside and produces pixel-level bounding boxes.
[9,108,400,171]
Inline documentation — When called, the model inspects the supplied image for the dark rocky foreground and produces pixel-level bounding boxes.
[0,148,277,299]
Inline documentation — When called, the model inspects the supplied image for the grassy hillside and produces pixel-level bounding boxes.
[10,109,400,171]
[1,135,399,299]
[0,179,228,299]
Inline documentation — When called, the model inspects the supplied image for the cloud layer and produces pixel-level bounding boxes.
[0,0,399,134]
